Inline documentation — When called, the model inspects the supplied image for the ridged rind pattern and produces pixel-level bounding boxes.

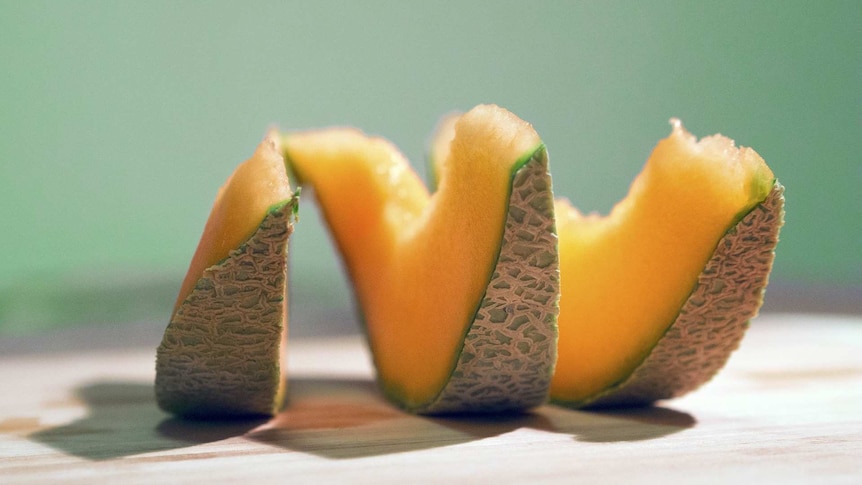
[577,182,785,408]
[416,150,560,414]
[155,201,296,418]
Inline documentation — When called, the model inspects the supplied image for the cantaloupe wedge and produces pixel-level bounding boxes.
[156,132,299,418]
[551,119,784,407]
[281,104,559,414]
[430,116,783,408]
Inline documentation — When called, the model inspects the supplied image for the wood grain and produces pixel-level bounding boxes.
[1,313,860,484]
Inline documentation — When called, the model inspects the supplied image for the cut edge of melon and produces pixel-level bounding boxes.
[554,180,784,409]
[425,112,460,191]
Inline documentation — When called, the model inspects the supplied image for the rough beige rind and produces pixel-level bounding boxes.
[412,148,560,414]
[567,181,785,409]
[155,199,297,418]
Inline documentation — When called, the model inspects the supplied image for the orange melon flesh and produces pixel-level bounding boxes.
[283,105,544,408]
[427,113,459,190]
[550,119,775,403]
[173,132,295,314]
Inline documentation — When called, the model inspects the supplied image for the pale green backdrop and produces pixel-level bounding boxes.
[1,1,860,334]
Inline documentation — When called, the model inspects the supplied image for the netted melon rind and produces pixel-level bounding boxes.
[415,149,560,414]
[155,200,296,418]
[573,181,785,409]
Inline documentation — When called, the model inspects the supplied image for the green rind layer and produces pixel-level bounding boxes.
[560,181,785,409]
[155,197,298,418]
[411,147,560,414]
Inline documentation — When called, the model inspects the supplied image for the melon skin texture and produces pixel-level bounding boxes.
[549,121,784,409]
[282,105,559,414]
[156,135,298,419]
[412,147,558,414]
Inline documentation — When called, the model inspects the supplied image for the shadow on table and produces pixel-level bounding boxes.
[247,376,697,459]
[28,377,696,461]
[28,381,263,461]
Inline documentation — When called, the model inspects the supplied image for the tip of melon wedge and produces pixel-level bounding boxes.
[172,131,295,314]
[455,105,542,164]
[667,118,775,206]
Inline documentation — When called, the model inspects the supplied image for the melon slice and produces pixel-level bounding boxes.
[550,119,784,407]
[156,132,299,418]
[281,104,559,414]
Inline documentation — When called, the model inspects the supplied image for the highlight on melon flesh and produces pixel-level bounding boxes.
[156,132,299,418]
[281,104,559,414]
[550,119,784,408]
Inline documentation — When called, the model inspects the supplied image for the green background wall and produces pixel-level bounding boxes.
[1,1,859,334]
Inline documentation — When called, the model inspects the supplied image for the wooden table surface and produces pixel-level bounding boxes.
[1,313,860,484]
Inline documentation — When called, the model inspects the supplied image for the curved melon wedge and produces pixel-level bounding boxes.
[156,132,299,418]
[281,104,559,414]
[550,120,784,408]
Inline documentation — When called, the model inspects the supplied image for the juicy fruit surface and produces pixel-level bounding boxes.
[173,132,295,314]
[550,120,776,404]
[283,105,552,410]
